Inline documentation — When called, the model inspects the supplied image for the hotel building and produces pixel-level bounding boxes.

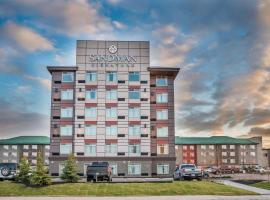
[0,136,50,166]
[175,136,263,167]
[47,40,180,177]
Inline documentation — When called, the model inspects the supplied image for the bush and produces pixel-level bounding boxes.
[16,156,31,184]
[29,152,51,186]
[60,153,80,182]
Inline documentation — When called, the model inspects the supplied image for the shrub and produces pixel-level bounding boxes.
[60,153,80,182]
[16,156,31,184]
[29,152,51,186]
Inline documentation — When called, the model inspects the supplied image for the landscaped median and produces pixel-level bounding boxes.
[251,181,270,190]
[0,181,256,196]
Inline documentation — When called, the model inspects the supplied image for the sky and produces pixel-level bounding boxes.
[0,0,270,147]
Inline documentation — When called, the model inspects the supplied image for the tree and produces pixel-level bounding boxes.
[29,152,51,186]
[16,156,31,184]
[60,153,80,182]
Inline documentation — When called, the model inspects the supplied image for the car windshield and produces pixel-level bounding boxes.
[181,164,195,169]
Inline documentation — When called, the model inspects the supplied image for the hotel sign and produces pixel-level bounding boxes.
[88,45,137,66]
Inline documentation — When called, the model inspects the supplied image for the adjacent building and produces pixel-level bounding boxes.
[47,40,179,177]
[175,136,260,167]
[0,136,50,166]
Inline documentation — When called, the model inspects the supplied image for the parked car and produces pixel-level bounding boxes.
[204,166,219,174]
[254,165,268,174]
[173,164,203,181]
[219,166,240,174]
[86,162,112,182]
[0,163,17,180]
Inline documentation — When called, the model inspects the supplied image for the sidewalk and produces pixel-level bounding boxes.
[0,196,270,200]
[215,179,270,195]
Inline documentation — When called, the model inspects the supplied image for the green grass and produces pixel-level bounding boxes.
[252,181,270,190]
[0,181,255,196]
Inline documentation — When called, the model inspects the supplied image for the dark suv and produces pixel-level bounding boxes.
[0,163,17,180]
[86,162,112,182]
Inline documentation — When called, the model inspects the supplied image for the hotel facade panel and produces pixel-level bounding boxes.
[48,40,179,177]
[0,136,50,166]
[175,136,259,167]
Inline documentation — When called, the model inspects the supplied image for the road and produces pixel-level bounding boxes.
[0,196,270,200]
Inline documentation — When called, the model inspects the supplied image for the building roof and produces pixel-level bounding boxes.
[47,66,78,74]
[148,67,180,78]
[0,136,50,145]
[175,136,258,145]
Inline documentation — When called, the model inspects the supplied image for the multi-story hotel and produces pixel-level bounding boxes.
[175,136,268,167]
[47,40,179,177]
[0,136,50,166]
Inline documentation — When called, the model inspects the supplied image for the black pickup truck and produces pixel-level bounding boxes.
[86,162,112,182]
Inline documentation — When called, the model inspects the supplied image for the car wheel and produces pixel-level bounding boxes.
[197,178,202,181]
[1,167,10,177]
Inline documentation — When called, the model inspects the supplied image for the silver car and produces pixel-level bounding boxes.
[174,164,203,181]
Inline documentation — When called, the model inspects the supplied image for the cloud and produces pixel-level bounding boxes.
[24,75,51,90]
[16,85,32,93]
[1,0,113,37]
[2,21,54,52]
[113,21,127,29]
[0,99,49,138]
[107,0,122,5]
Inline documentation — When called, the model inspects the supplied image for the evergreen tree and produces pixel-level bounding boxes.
[60,153,80,182]
[16,156,31,184]
[30,152,51,186]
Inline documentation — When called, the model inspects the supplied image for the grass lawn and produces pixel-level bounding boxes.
[0,181,255,196]
[251,181,270,190]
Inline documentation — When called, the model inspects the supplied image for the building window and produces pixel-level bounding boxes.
[60,125,73,136]
[86,72,97,82]
[105,144,117,154]
[61,107,73,118]
[11,145,17,150]
[85,107,97,118]
[23,152,28,157]
[230,152,235,156]
[106,125,117,136]
[157,144,169,154]
[190,145,194,150]
[183,145,187,150]
[23,145,29,150]
[230,145,235,149]
[85,144,96,155]
[201,152,206,157]
[62,72,74,82]
[156,76,168,86]
[86,89,97,100]
[157,164,169,174]
[222,152,227,156]
[32,160,37,165]
[209,152,215,156]
[222,145,227,149]
[106,107,117,118]
[3,145,9,150]
[106,89,117,100]
[250,145,256,149]
[32,152,37,157]
[3,152,8,157]
[156,93,168,103]
[250,151,256,157]
[209,145,215,150]
[129,125,141,136]
[156,109,168,120]
[106,72,117,82]
[201,145,206,150]
[128,164,141,175]
[85,125,96,135]
[129,72,140,82]
[230,159,235,164]
[129,89,140,99]
[157,127,168,137]
[61,89,73,100]
[32,145,37,150]
[129,144,140,155]
[60,144,72,154]
[222,159,227,163]
[129,107,140,118]
[241,145,246,149]
[190,152,194,157]
[45,145,50,150]
[111,164,117,175]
